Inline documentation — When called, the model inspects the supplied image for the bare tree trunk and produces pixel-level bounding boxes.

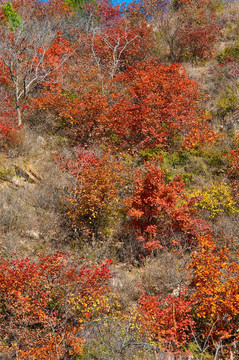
[16,104,22,126]
[13,74,22,126]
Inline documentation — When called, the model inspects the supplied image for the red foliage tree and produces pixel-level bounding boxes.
[189,235,239,357]
[177,0,220,61]
[57,147,124,239]
[105,62,215,152]
[138,288,194,354]
[141,0,220,62]
[137,234,239,358]
[35,88,108,143]
[91,18,153,81]
[125,163,208,252]
[0,253,111,359]
[0,1,72,126]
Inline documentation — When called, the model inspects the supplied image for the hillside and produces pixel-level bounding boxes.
[0,0,239,359]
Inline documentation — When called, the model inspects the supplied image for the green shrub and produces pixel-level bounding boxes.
[166,150,190,167]
[2,2,23,30]
[216,84,238,117]
[65,0,96,10]
[217,44,239,64]
[0,166,15,181]
[139,146,163,161]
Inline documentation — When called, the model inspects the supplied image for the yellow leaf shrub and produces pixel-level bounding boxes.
[190,183,238,219]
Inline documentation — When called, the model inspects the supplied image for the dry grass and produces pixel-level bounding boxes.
[0,127,72,258]
[110,251,189,309]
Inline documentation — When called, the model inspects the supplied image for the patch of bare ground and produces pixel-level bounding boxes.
[109,251,189,308]
[0,126,72,258]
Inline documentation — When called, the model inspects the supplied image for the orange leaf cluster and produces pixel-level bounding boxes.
[105,62,215,151]
[125,163,208,251]
[58,148,125,238]
[189,235,239,347]
[0,253,111,359]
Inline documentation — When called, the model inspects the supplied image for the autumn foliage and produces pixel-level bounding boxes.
[138,288,194,353]
[177,0,220,61]
[58,148,124,239]
[0,253,111,359]
[189,235,239,353]
[105,62,215,151]
[0,0,238,359]
[137,234,239,357]
[0,93,18,140]
[125,163,208,251]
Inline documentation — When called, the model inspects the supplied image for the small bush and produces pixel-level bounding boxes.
[190,183,238,219]
[0,165,15,181]
[217,44,239,64]
[216,84,238,117]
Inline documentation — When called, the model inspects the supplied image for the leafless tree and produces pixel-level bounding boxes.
[0,3,72,126]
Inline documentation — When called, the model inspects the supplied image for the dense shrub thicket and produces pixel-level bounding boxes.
[0,0,239,359]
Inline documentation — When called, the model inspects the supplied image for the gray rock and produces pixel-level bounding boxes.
[11,175,26,187]
[26,230,40,240]
[37,136,46,147]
